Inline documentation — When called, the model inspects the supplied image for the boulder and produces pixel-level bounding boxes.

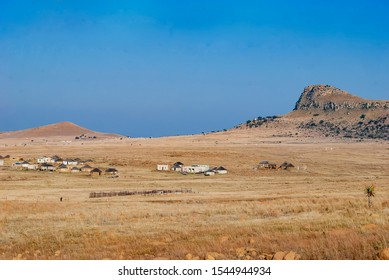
[272,251,286,260]
[378,248,389,260]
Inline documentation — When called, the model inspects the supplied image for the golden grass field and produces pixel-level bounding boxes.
[0,129,388,260]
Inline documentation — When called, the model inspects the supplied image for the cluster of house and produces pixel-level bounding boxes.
[157,162,228,176]
[7,155,118,177]
[257,161,295,170]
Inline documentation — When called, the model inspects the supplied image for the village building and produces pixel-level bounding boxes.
[157,164,169,171]
[171,162,184,172]
[58,164,69,173]
[63,159,78,165]
[80,165,93,172]
[21,161,30,169]
[0,159,4,166]
[12,162,23,169]
[279,162,295,170]
[71,166,80,173]
[2,155,11,166]
[50,155,62,163]
[40,163,56,171]
[90,168,102,177]
[27,163,38,170]
[105,168,119,175]
[215,166,228,174]
[37,156,52,164]
[204,170,216,176]
[182,164,209,174]
[259,161,277,169]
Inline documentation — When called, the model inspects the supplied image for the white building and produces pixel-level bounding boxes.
[0,159,4,166]
[182,164,209,174]
[37,156,52,164]
[157,164,169,171]
[63,159,78,165]
[27,164,38,170]
[204,171,216,176]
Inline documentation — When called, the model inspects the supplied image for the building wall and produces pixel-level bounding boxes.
[157,164,169,171]
[182,165,209,173]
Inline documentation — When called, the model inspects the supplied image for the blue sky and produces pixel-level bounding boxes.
[1,1,388,137]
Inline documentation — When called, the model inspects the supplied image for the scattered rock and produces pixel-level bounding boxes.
[263,253,273,260]
[235,247,246,258]
[206,252,226,260]
[273,251,286,260]
[378,248,389,260]
[284,251,300,260]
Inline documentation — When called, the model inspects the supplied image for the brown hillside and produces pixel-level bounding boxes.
[0,121,122,140]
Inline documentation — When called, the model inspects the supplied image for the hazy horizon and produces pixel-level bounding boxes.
[2,1,389,137]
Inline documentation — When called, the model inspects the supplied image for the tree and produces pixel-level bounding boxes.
[365,185,375,208]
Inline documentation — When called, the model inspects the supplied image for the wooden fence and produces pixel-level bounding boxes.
[89,188,193,198]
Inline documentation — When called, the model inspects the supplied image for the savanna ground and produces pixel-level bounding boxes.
[0,130,388,260]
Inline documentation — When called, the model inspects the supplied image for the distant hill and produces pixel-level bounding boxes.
[0,121,122,140]
[238,85,389,140]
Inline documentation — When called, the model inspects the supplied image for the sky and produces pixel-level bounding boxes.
[1,0,388,137]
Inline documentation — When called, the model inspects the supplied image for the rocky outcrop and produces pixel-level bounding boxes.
[294,85,388,111]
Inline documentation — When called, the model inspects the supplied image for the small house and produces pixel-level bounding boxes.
[37,156,52,164]
[105,168,118,175]
[90,168,102,177]
[171,162,184,172]
[215,166,228,174]
[40,163,56,171]
[58,164,69,172]
[63,159,78,165]
[2,155,11,165]
[21,161,30,169]
[81,165,93,172]
[204,170,216,176]
[157,164,169,171]
[27,164,38,170]
[71,166,80,173]
[259,161,277,169]
[12,162,23,169]
[279,162,295,170]
[50,155,62,163]
[0,159,4,166]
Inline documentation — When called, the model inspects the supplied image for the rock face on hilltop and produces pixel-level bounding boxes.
[294,85,388,111]
[238,84,388,140]
[293,85,389,140]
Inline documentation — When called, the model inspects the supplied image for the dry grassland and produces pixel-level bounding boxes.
[0,132,388,260]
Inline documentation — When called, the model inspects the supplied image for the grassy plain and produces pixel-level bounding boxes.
[0,130,388,260]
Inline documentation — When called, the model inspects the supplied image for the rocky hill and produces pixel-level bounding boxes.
[239,85,389,140]
[294,85,388,111]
